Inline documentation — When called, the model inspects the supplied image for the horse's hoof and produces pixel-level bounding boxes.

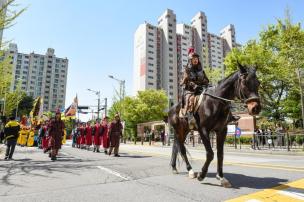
[172,169,178,174]
[216,174,232,188]
[188,169,196,179]
[197,172,205,181]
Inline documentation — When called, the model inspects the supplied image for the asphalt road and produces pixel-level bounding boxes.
[0,142,303,202]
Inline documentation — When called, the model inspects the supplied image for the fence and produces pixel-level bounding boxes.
[183,131,304,151]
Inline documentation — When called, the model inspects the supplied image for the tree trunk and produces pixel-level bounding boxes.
[296,68,304,128]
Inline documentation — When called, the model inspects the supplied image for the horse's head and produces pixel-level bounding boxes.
[237,62,261,116]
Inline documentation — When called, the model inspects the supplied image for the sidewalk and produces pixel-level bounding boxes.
[124,141,304,156]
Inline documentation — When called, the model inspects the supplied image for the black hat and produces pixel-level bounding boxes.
[192,53,200,58]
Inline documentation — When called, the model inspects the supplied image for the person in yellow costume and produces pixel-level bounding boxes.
[62,129,67,145]
[27,127,35,147]
[19,116,29,146]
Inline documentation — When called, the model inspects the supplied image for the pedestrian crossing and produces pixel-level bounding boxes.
[226,178,304,202]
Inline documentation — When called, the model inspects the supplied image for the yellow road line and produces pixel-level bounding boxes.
[226,178,304,202]
[120,149,304,172]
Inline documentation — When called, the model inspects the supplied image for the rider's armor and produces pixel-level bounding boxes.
[180,63,209,116]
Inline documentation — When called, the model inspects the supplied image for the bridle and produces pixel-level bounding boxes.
[203,71,260,105]
[236,72,260,104]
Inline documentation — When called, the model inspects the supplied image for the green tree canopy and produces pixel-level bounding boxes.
[108,89,168,140]
[224,14,304,125]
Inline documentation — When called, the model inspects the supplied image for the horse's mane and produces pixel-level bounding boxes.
[217,70,239,86]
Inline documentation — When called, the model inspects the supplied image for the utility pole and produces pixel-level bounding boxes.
[104,98,107,117]
[87,89,101,120]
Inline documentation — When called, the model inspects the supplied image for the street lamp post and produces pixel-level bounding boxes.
[109,75,125,143]
[87,89,101,120]
[108,75,125,102]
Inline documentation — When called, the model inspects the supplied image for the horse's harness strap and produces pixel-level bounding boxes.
[203,92,234,103]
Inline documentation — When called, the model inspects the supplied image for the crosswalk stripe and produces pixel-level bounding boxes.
[226,178,304,202]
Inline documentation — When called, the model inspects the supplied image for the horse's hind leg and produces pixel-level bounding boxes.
[179,141,195,178]
[216,129,232,188]
[171,138,178,174]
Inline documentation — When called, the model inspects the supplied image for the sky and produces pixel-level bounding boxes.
[4,0,304,121]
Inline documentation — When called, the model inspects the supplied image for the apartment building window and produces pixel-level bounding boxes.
[25,55,29,59]
[169,53,173,57]
[169,79,173,82]
[148,82,154,86]
[148,39,154,43]
[169,72,173,76]
[148,57,154,60]
[169,86,173,89]
[169,29,173,33]
[169,41,173,45]
[148,32,154,36]
[169,60,173,64]
[169,47,173,51]
[185,31,189,34]
[168,23,173,27]
[148,76,153,79]
[169,35,173,39]
[148,45,154,48]
[148,51,154,54]
[61,70,65,73]
[61,75,65,78]
[148,63,154,66]
[169,92,173,96]
[169,66,173,70]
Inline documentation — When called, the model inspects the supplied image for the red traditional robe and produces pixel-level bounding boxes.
[42,126,49,150]
[48,119,65,150]
[80,126,86,145]
[93,123,101,146]
[85,125,92,145]
[101,122,109,148]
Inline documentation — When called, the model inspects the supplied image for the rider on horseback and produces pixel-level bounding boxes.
[180,48,208,119]
[180,47,240,123]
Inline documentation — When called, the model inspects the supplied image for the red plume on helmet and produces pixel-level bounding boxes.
[188,47,194,56]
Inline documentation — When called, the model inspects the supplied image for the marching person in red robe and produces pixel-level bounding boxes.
[48,111,65,161]
[41,121,49,153]
[76,123,81,148]
[85,122,93,150]
[80,123,86,149]
[93,120,101,152]
[108,114,123,157]
[101,117,110,154]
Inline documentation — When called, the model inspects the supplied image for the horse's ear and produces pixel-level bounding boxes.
[237,61,247,74]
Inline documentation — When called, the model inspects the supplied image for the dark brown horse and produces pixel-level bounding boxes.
[168,63,261,187]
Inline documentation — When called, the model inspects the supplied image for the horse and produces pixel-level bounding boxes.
[168,63,261,188]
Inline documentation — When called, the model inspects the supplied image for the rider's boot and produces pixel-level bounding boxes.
[186,112,197,130]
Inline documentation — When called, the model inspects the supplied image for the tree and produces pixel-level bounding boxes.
[108,89,168,140]
[0,1,25,115]
[224,14,304,126]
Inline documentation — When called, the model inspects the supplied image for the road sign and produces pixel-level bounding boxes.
[235,127,241,138]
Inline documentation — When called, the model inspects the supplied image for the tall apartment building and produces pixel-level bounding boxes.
[8,43,68,112]
[133,9,238,103]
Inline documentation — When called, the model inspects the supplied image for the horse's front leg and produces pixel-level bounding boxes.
[216,128,232,188]
[197,127,214,181]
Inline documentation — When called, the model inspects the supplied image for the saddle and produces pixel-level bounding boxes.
[179,92,205,118]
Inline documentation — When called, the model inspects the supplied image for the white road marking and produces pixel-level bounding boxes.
[277,188,304,200]
[96,166,131,181]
